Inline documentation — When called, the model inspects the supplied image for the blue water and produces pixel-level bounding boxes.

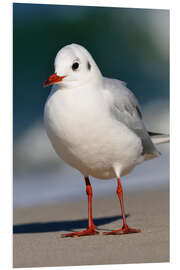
[13,144,169,209]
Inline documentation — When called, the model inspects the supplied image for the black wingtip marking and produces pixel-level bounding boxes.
[148,131,167,136]
[87,61,91,70]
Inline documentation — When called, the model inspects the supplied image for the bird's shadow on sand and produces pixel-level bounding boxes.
[13,214,129,234]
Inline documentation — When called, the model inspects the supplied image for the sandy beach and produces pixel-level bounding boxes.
[13,187,169,268]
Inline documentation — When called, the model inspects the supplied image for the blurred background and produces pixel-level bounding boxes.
[13,3,169,209]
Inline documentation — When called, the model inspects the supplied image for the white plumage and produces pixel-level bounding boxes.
[43,43,169,237]
[44,44,164,180]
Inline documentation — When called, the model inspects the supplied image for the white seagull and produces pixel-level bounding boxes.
[44,43,169,237]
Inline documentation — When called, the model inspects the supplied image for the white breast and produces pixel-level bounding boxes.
[44,86,143,179]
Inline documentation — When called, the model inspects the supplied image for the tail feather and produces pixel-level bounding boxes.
[148,131,169,145]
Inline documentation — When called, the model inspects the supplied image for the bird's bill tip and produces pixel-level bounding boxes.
[43,73,66,88]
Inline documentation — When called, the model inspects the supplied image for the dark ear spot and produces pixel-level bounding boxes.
[87,61,91,70]
[136,105,142,119]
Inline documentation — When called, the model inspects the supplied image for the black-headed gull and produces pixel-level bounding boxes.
[44,44,169,237]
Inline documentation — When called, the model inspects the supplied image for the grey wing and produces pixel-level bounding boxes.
[103,77,160,159]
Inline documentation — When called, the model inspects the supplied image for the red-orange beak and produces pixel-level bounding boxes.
[43,73,66,87]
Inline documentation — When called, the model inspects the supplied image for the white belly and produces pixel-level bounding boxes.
[44,87,143,179]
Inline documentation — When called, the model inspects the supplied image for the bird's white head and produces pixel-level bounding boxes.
[44,43,102,89]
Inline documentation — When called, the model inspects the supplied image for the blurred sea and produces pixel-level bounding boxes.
[13,4,169,209]
[14,144,169,209]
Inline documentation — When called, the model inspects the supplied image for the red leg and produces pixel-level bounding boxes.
[104,178,141,235]
[61,176,99,238]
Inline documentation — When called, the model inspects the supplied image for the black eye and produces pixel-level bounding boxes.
[72,62,79,71]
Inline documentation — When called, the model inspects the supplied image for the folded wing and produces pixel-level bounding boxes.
[103,78,160,160]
